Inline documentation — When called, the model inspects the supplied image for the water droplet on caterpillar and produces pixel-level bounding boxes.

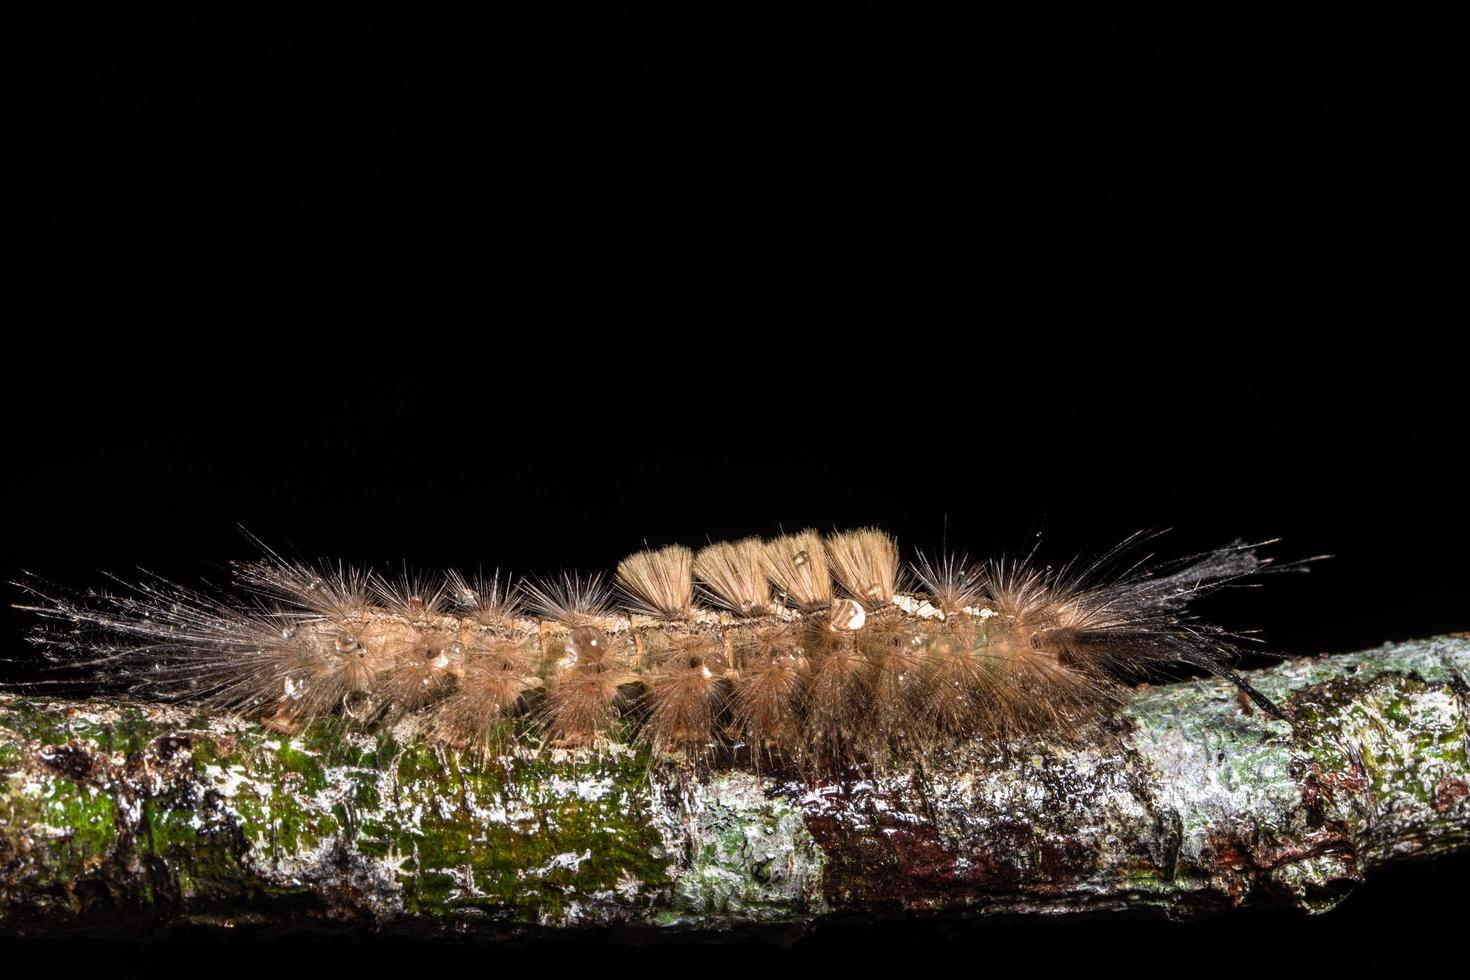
[426,642,456,670]
[342,690,376,721]
[565,625,609,665]
[335,634,360,654]
[828,598,866,632]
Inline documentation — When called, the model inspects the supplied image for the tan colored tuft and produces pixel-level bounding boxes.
[913,621,1112,742]
[693,538,770,615]
[372,568,448,621]
[826,529,901,605]
[234,555,373,621]
[446,569,520,627]
[858,612,927,751]
[982,559,1053,625]
[616,545,696,619]
[730,627,806,763]
[760,530,832,611]
[800,630,869,768]
[911,550,986,613]
[543,670,624,745]
[914,626,1002,740]
[984,637,1113,735]
[522,572,612,625]
[431,638,540,757]
[262,623,382,729]
[378,632,461,713]
[639,633,725,754]
[540,624,629,745]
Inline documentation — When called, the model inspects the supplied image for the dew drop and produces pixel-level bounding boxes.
[828,598,866,632]
[342,690,375,721]
[566,625,609,664]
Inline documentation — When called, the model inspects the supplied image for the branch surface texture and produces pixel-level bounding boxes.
[2,635,1466,939]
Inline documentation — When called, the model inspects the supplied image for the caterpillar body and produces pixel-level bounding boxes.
[14,530,1291,774]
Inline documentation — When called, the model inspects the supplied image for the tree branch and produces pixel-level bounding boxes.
[2,635,1466,939]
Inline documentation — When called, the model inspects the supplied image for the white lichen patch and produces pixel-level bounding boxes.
[1129,716,1300,862]
[655,770,827,925]
[1320,685,1467,861]
[519,849,591,879]
[202,763,257,800]
[544,774,615,802]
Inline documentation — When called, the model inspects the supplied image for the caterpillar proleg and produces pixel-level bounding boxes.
[12,530,1297,773]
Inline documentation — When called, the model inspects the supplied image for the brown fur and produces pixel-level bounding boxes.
[17,530,1292,771]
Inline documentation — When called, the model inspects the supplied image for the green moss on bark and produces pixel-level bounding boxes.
[2,635,1467,937]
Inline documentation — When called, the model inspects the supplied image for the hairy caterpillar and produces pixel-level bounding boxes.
[12,530,1294,774]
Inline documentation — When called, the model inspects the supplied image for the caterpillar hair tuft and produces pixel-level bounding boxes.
[760,530,833,612]
[693,538,770,616]
[444,568,521,628]
[825,528,902,605]
[521,571,613,626]
[616,545,696,620]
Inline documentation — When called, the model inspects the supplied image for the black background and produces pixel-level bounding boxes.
[43,5,1464,254]
[15,1,1467,965]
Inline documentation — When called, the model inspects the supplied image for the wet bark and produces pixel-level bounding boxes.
[2,635,1466,940]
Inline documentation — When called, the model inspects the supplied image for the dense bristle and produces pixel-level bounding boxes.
[859,612,928,750]
[760,530,832,611]
[541,627,628,745]
[826,528,900,605]
[279,626,380,725]
[372,567,448,620]
[693,538,770,615]
[616,545,696,619]
[639,633,725,754]
[983,557,1053,622]
[432,639,540,756]
[234,554,372,621]
[446,569,520,626]
[543,671,625,745]
[378,631,460,714]
[911,549,986,613]
[800,632,869,768]
[730,626,806,763]
[988,639,1112,735]
[915,628,999,739]
[522,572,612,625]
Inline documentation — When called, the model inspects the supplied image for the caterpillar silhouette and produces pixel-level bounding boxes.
[13,529,1302,774]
